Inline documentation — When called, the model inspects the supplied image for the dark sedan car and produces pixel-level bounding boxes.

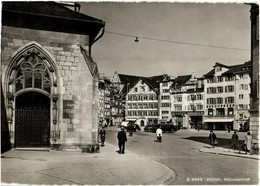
[160,124,178,133]
[125,124,141,132]
[144,124,178,133]
[144,124,158,133]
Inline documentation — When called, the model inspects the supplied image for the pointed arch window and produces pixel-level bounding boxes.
[14,50,52,93]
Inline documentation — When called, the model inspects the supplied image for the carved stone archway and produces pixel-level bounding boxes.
[2,41,63,148]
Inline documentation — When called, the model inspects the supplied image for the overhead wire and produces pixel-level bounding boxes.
[105,31,250,52]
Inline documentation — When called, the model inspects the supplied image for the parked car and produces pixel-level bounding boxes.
[144,124,178,133]
[125,123,141,132]
[160,124,177,133]
[144,124,158,133]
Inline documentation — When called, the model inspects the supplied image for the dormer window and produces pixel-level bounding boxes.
[216,66,222,72]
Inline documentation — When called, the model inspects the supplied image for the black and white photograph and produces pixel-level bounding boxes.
[1,0,259,185]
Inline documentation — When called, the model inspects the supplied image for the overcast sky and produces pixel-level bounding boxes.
[80,2,251,78]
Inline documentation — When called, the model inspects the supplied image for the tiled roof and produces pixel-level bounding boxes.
[222,61,251,75]
[204,61,251,77]
[2,2,104,24]
[2,2,105,43]
[203,69,215,77]
[118,74,142,94]
[168,75,192,89]
[144,75,165,89]
[174,75,192,86]
[118,74,165,94]
[213,62,230,68]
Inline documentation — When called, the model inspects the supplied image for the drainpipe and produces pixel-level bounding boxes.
[89,23,105,56]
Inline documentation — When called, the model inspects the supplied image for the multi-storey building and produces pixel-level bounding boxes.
[203,62,251,130]
[125,75,165,127]
[110,71,140,126]
[170,75,204,129]
[98,74,111,126]
[159,75,175,123]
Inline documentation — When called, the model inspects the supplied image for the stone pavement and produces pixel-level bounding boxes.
[1,142,175,185]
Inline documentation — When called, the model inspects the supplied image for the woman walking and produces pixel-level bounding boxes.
[244,132,253,155]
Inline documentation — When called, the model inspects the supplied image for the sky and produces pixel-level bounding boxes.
[80,1,251,78]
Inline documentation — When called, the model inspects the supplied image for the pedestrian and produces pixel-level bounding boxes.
[197,123,201,131]
[156,126,163,143]
[231,131,239,150]
[228,126,231,133]
[117,126,127,154]
[128,124,134,137]
[208,130,217,147]
[244,132,253,155]
[99,126,106,146]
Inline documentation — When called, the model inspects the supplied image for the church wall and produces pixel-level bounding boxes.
[1,25,97,150]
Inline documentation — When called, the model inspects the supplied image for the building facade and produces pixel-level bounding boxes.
[203,62,251,130]
[1,2,105,151]
[126,77,161,126]
[98,74,111,126]
[170,75,204,129]
[159,75,174,123]
[110,72,139,126]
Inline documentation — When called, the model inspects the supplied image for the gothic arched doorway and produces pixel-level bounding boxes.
[15,92,50,147]
[2,42,63,149]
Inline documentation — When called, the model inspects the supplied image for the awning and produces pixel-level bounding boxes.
[204,118,234,123]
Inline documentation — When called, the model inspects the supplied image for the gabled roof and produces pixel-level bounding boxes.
[118,74,142,94]
[168,75,192,89]
[222,61,251,75]
[143,75,165,89]
[174,75,192,86]
[117,74,165,94]
[203,61,251,77]
[118,74,140,84]
[213,62,230,69]
[203,69,215,78]
[2,2,105,43]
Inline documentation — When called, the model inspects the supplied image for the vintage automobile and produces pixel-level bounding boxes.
[125,123,141,132]
[144,124,158,133]
[144,124,178,133]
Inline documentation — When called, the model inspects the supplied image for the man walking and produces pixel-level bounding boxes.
[231,131,239,150]
[117,127,127,154]
[99,126,106,146]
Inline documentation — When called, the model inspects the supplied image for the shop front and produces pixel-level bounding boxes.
[203,118,234,130]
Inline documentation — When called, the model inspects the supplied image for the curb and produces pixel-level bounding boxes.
[199,149,260,160]
[144,160,176,185]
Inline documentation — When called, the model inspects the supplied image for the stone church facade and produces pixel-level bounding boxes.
[1,2,105,151]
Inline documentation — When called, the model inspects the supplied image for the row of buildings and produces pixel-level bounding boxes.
[1,2,258,152]
[99,61,251,131]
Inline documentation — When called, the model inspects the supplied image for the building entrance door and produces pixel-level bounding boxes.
[15,92,50,147]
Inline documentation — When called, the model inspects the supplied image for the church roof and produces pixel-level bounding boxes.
[2,2,105,43]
